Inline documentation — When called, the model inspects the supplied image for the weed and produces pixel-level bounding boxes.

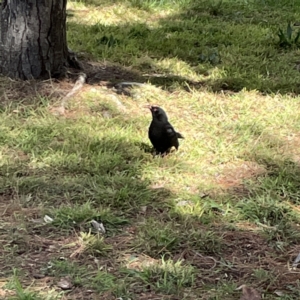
[43,260,91,288]
[186,229,224,255]
[277,22,300,48]
[238,195,291,226]
[5,269,60,300]
[209,0,224,16]
[91,270,116,293]
[263,221,300,248]
[134,219,180,257]
[76,231,113,256]
[137,258,195,294]
[252,268,275,284]
[51,201,128,232]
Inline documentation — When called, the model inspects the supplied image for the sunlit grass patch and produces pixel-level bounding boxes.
[137,258,195,294]
[68,0,300,93]
[50,201,129,230]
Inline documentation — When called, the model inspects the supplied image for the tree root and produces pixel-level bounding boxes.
[51,73,86,116]
[66,48,83,70]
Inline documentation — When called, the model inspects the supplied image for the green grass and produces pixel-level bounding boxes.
[135,258,195,294]
[68,0,300,93]
[2,0,300,299]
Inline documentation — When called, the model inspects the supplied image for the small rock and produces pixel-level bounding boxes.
[91,220,106,234]
[199,192,209,198]
[57,277,73,290]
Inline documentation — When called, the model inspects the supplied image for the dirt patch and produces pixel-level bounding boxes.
[215,161,266,189]
[222,230,300,292]
[210,160,267,200]
[282,134,300,163]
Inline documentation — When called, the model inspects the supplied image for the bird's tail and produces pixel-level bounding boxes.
[176,132,184,139]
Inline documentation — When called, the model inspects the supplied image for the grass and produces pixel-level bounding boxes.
[1,0,300,299]
[135,258,195,294]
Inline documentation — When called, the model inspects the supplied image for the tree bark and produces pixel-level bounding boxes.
[0,0,68,80]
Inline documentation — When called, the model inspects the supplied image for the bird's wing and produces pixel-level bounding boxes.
[164,123,178,138]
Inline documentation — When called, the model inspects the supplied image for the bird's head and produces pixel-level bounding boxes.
[146,105,168,122]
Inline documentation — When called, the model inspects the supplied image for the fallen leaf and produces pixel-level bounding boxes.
[274,290,284,296]
[238,285,261,300]
[44,215,54,223]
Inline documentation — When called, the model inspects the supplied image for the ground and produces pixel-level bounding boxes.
[1,0,300,299]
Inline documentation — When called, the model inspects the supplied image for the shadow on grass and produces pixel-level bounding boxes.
[65,0,300,94]
[0,137,169,211]
[0,124,174,290]
[0,109,300,298]
[1,64,300,300]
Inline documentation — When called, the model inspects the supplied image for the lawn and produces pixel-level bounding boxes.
[1,0,300,299]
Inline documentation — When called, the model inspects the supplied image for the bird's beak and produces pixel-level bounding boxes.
[143,104,152,111]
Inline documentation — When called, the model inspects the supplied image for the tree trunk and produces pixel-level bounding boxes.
[0,0,68,80]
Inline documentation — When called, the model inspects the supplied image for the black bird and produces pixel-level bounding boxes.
[147,105,184,155]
